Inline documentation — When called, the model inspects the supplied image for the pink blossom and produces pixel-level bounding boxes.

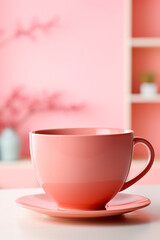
[0,16,59,48]
[0,87,85,132]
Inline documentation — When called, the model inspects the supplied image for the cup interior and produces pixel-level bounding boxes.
[32,128,133,136]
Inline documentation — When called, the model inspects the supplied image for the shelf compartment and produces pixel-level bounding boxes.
[132,0,160,37]
[132,48,160,94]
[132,103,160,159]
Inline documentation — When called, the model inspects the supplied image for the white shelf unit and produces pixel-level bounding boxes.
[123,0,160,161]
[0,159,31,167]
[129,38,160,48]
[124,0,160,129]
[129,94,160,103]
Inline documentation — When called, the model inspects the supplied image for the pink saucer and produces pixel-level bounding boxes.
[16,193,150,219]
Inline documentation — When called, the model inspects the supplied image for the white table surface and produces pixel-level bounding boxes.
[0,185,160,240]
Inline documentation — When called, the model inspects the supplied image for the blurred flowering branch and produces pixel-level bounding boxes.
[0,16,58,49]
[0,87,85,131]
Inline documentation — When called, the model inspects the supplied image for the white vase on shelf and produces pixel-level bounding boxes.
[140,82,158,97]
[0,128,20,161]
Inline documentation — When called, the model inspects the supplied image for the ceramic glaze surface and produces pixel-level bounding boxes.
[30,128,154,210]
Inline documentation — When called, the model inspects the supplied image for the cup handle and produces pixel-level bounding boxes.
[120,137,155,191]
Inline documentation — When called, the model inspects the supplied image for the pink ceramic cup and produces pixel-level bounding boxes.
[29,128,154,210]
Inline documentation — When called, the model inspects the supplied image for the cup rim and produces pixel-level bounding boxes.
[30,128,134,137]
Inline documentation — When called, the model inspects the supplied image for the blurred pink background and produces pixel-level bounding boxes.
[0,0,124,157]
[0,0,160,189]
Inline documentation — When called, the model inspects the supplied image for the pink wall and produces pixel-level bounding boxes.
[0,0,124,157]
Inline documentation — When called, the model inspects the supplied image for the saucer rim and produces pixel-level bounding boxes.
[16,192,151,219]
